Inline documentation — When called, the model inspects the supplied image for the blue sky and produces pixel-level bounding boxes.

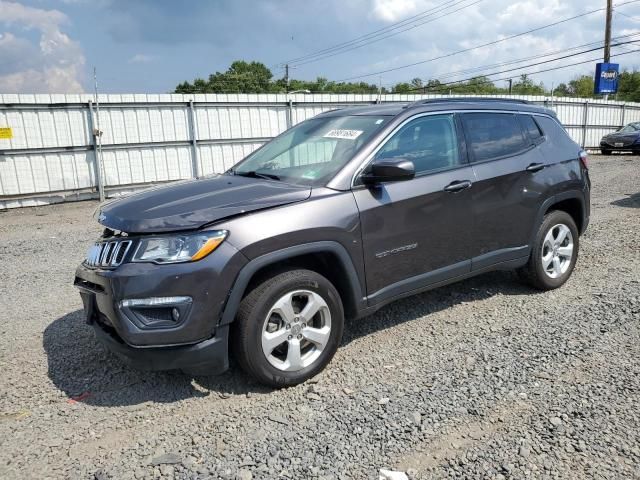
[0,0,638,93]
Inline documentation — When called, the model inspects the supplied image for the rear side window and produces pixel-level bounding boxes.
[520,115,543,143]
[461,113,528,162]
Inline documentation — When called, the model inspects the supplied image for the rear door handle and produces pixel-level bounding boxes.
[526,163,545,173]
[444,180,472,193]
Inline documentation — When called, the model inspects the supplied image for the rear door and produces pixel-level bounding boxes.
[352,113,475,304]
[460,112,546,269]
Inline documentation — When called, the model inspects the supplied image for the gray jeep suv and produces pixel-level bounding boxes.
[75,98,591,387]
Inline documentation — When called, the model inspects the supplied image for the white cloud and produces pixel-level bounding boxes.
[128,53,155,64]
[371,0,418,22]
[317,0,638,88]
[0,1,85,92]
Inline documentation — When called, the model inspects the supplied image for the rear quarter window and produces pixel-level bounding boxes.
[461,113,528,162]
[520,115,543,143]
[535,116,579,152]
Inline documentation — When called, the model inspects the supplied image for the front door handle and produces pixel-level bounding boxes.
[526,163,545,173]
[444,180,472,193]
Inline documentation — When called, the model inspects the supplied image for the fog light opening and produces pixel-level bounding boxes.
[171,307,180,322]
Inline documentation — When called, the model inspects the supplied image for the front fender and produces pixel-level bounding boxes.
[218,241,365,326]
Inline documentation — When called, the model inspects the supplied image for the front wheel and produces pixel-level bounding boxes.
[232,269,344,387]
[518,210,579,290]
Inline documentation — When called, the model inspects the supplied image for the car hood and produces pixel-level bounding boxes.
[603,131,639,141]
[95,175,311,233]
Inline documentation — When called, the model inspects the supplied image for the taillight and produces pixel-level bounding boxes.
[579,150,588,169]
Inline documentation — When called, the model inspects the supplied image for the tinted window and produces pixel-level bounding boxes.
[462,113,527,162]
[536,116,578,151]
[521,115,543,142]
[375,114,460,174]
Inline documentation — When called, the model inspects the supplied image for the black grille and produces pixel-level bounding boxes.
[85,240,132,268]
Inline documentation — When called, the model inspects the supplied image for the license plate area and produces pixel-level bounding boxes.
[615,142,624,147]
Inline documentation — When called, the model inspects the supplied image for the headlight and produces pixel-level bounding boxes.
[132,230,228,264]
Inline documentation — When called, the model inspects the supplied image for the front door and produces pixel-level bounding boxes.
[352,113,475,304]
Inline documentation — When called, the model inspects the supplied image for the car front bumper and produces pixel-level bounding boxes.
[90,319,229,374]
[74,241,247,373]
[600,140,639,151]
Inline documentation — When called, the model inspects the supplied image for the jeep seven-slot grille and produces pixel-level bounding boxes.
[85,240,132,268]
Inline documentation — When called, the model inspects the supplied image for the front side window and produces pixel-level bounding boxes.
[462,113,528,162]
[374,114,461,174]
[231,115,388,186]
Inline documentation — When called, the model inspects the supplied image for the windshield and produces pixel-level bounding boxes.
[230,115,389,186]
[619,122,640,133]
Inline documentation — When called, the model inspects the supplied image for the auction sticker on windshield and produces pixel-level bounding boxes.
[323,129,363,140]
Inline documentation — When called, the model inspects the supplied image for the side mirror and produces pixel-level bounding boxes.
[361,157,415,185]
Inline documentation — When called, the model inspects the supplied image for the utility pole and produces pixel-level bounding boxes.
[603,0,613,100]
[285,64,290,93]
[604,0,613,63]
[508,78,513,95]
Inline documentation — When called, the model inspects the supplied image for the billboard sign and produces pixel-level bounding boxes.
[594,63,619,94]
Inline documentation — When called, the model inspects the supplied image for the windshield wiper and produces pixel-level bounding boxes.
[232,170,280,181]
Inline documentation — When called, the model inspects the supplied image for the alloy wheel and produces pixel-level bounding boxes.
[261,290,332,372]
[541,223,574,279]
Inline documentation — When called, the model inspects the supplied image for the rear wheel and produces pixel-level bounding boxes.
[518,210,579,290]
[232,269,344,387]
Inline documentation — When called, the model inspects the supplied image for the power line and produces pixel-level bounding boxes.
[279,0,462,66]
[417,41,638,90]
[378,33,640,88]
[414,47,640,93]
[283,0,483,68]
[337,0,640,82]
[424,33,640,82]
[615,10,640,22]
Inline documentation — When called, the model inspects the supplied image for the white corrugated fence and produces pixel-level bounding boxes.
[1,93,638,209]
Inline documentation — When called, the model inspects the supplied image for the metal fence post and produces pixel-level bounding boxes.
[188,100,200,178]
[581,101,589,148]
[620,103,626,128]
[87,100,105,202]
[286,98,293,129]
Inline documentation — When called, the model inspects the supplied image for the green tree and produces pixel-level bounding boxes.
[511,74,545,95]
[553,83,571,97]
[410,78,423,89]
[438,76,504,94]
[175,61,275,93]
[617,70,640,102]
[208,61,274,93]
[567,75,594,98]
[392,82,413,93]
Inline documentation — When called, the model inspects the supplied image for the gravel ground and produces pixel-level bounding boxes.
[0,154,639,480]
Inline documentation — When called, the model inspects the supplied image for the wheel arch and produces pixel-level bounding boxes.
[533,191,587,244]
[219,241,365,326]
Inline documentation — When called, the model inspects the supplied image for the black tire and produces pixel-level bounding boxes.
[232,269,344,388]
[518,210,579,290]
[601,148,612,155]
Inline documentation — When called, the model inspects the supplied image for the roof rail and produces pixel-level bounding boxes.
[404,97,532,109]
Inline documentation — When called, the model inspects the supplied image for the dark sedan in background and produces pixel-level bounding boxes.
[600,122,640,155]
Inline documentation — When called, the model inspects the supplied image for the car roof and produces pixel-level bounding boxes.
[317,98,554,118]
